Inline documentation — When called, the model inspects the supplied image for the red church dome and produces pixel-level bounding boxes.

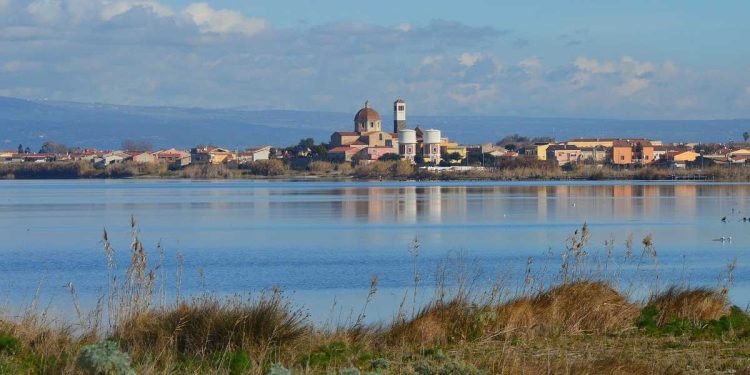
[354,102,381,123]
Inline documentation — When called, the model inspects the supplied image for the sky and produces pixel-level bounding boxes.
[1,0,749,119]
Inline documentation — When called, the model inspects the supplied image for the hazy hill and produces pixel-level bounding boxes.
[1,96,748,150]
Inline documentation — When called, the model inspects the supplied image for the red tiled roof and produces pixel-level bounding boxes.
[328,147,359,153]
[334,132,359,136]
[354,106,380,123]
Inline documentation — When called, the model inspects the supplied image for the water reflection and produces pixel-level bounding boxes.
[2,180,750,322]
[252,183,745,226]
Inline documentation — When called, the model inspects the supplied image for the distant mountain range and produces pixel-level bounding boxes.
[1,96,748,150]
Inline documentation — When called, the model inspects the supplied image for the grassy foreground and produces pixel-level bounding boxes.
[1,222,750,374]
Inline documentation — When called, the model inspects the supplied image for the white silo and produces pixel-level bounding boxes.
[423,129,442,163]
[398,129,417,161]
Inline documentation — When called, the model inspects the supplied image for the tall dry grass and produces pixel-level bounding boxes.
[1,221,748,374]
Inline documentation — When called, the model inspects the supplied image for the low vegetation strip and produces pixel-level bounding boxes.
[1,221,749,374]
[3,159,750,181]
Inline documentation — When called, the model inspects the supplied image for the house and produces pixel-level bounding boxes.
[356,146,396,161]
[671,150,700,162]
[130,151,157,164]
[154,149,191,167]
[611,140,654,165]
[440,140,467,163]
[579,146,608,163]
[652,146,668,161]
[327,146,360,162]
[546,145,581,166]
[728,148,750,159]
[527,143,552,161]
[95,151,129,166]
[0,151,15,163]
[190,147,233,165]
[237,146,271,164]
[565,138,618,148]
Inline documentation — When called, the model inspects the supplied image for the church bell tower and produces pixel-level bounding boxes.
[393,98,406,133]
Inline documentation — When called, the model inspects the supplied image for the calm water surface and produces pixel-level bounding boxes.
[1,180,750,322]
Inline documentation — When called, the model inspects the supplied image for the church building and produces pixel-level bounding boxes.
[328,101,400,161]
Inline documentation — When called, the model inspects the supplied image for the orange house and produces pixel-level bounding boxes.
[611,140,654,165]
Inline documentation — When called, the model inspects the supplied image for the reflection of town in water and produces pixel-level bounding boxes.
[280,184,749,225]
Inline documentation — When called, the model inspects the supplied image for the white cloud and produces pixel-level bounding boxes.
[615,78,650,96]
[421,55,443,66]
[458,52,482,67]
[101,1,173,21]
[396,23,411,32]
[183,2,267,37]
[519,56,542,75]
[574,57,616,74]
[620,56,655,76]
[26,0,65,25]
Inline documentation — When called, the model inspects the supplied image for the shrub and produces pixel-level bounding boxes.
[370,358,390,371]
[335,162,353,174]
[308,161,335,173]
[303,341,348,367]
[115,292,309,356]
[219,351,252,375]
[0,334,20,355]
[246,159,288,176]
[76,341,136,375]
[648,287,729,325]
[496,281,639,336]
[391,160,415,178]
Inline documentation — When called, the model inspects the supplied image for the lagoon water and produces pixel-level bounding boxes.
[1,179,750,322]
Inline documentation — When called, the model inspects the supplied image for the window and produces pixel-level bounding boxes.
[379,134,383,141]
[370,122,374,128]
[398,105,405,111]
[620,156,625,161]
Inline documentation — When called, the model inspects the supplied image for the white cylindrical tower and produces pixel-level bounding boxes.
[423,129,442,163]
[398,129,417,161]
[393,98,406,133]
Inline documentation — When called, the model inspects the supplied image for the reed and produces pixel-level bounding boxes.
[1,221,750,374]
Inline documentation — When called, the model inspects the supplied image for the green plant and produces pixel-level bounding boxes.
[76,341,135,375]
[218,351,252,375]
[303,341,348,367]
[339,367,361,375]
[439,361,485,375]
[0,334,20,355]
[370,357,390,371]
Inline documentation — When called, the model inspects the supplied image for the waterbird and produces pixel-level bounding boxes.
[712,236,733,243]
[721,217,727,222]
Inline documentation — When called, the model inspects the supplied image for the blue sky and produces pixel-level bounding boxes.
[1,0,749,118]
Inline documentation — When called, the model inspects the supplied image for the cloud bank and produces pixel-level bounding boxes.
[0,0,748,119]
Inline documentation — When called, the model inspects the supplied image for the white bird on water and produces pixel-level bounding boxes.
[712,236,732,243]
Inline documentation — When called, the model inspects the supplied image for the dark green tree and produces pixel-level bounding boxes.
[448,152,463,162]
[39,141,69,155]
[379,153,402,161]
